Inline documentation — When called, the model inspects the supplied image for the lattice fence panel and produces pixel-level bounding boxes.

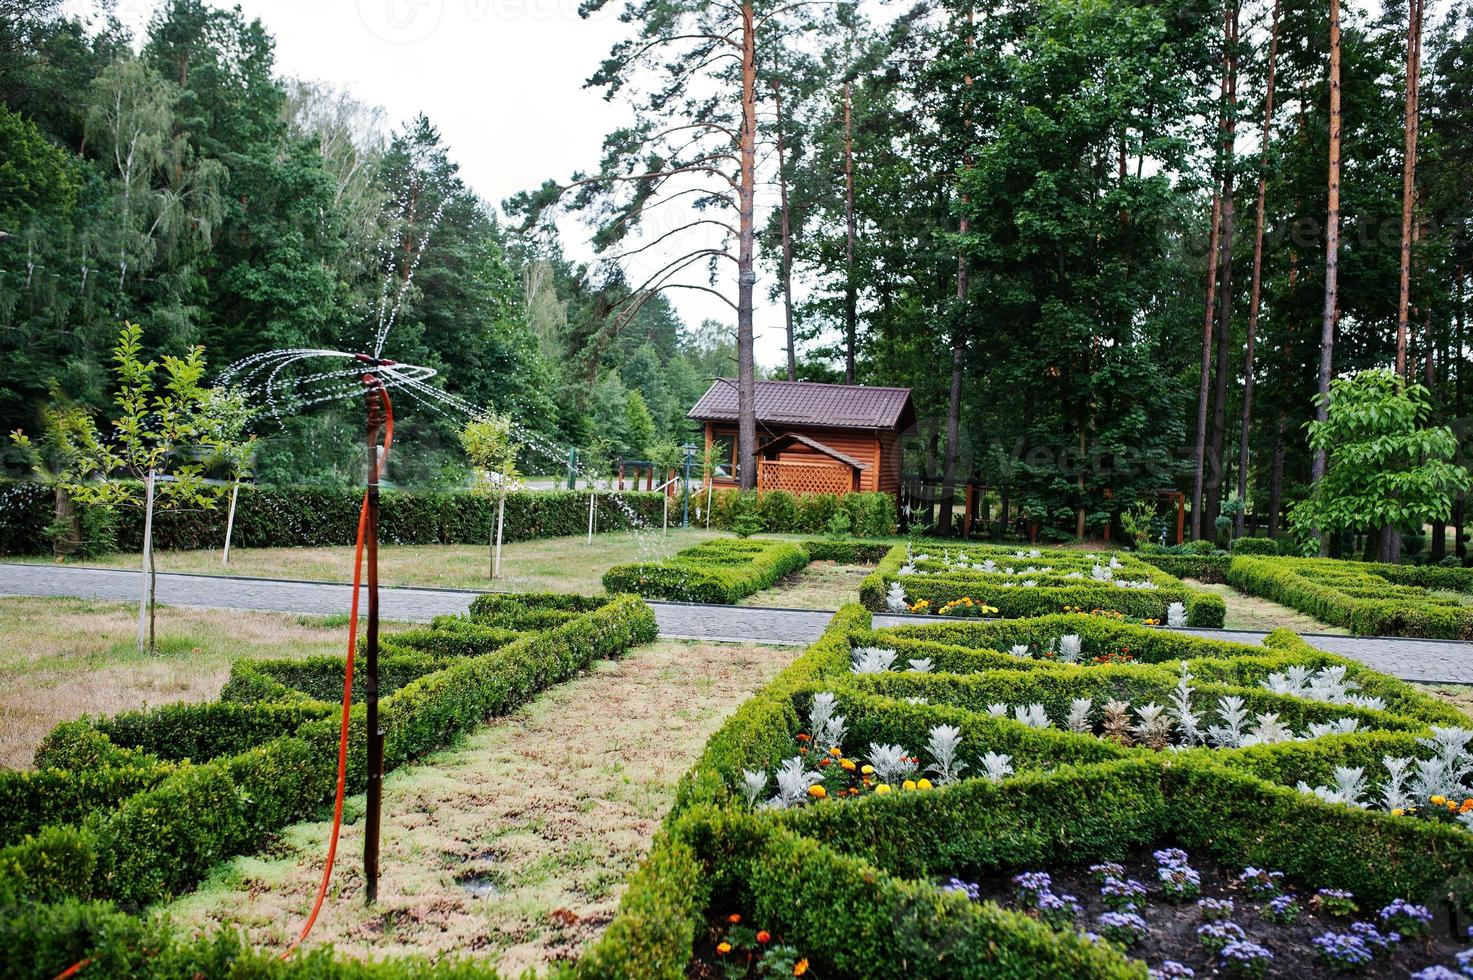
[758,460,852,495]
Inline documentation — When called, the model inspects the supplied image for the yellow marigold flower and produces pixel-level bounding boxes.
[793,959,810,977]
[716,942,732,955]
[840,758,856,771]
[874,783,892,795]
[917,778,933,790]
[861,764,875,775]
[1392,808,1406,816]
[902,779,917,791]
[829,746,842,757]
[808,784,827,799]
[1432,795,1448,805]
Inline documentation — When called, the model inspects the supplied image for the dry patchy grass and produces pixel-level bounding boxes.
[22,529,727,594]
[0,597,386,769]
[1184,580,1347,634]
[163,638,795,974]
[1415,684,1473,721]
[740,560,874,610]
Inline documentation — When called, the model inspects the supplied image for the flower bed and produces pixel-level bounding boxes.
[860,543,1227,627]
[1227,556,1473,639]
[578,605,1473,979]
[0,592,657,922]
[602,538,810,603]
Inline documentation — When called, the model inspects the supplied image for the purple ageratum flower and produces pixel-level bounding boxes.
[1035,891,1082,928]
[1455,948,1473,978]
[1100,876,1149,911]
[1196,920,1247,953]
[1312,932,1373,971]
[1263,893,1301,925]
[1218,940,1273,979]
[1012,871,1053,904]
[1149,963,1196,980]
[1347,920,1399,953]
[1379,897,1433,937]
[1197,897,1235,921]
[940,877,980,901]
[1097,910,1149,947]
[1153,847,1191,868]
[1236,867,1284,898]
[1316,888,1359,917]
[1158,862,1201,901]
[1088,861,1125,883]
[1196,919,1243,949]
[1410,967,1461,980]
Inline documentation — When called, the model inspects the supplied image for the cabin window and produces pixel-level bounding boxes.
[709,435,737,480]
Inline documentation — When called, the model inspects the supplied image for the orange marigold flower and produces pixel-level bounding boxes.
[793,959,810,976]
[756,931,771,944]
[796,733,811,741]
[808,784,827,799]
[727,913,742,924]
[717,942,732,955]
[829,746,842,757]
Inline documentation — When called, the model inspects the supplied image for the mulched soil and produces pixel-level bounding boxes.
[970,846,1465,978]
[687,844,1469,978]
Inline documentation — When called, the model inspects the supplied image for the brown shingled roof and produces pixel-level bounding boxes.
[687,380,914,431]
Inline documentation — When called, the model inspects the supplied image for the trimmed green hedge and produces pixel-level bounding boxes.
[0,481,672,555]
[0,592,656,917]
[1228,554,1473,638]
[602,538,810,603]
[860,543,1227,627]
[582,600,1472,976]
[705,488,896,537]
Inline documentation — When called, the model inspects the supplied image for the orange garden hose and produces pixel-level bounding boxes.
[51,377,395,980]
[281,379,392,959]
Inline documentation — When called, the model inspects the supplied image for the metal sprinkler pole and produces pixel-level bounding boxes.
[363,374,386,905]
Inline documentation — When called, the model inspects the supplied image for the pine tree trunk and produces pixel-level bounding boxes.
[1266,411,1287,539]
[736,3,758,491]
[1313,0,1343,512]
[1206,1,1240,536]
[1235,0,1278,539]
[939,5,975,537]
[843,82,857,385]
[1396,0,1423,379]
[774,80,797,382]
[1192,191,1223,542]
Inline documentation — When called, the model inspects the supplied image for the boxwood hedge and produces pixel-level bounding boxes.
[860,543,1227,627]
[1228,554,1473,638]
[578,604,1473,978]
[0,592,656,926]
[602,537,810,603]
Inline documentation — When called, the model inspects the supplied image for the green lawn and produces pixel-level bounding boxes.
[0,596,393,770]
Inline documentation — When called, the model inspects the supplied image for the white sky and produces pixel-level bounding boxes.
[85,0,795,368]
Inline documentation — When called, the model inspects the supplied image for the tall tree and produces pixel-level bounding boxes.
[1235,0,1281,538]
[1312,0,1343,499]
[1395,0,1424,379]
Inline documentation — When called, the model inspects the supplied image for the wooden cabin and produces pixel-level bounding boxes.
[687,380,915,495]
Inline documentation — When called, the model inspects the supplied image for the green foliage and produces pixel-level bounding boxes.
[709,489,895,537]
[1227,555,1473,639]
[603,539,809,603]
[0,593,655,912]
[1289,371,1471,550]
[0,483,671,555]
[861,544,1227,627]
[585,600,1473,976]
[1231,537,1281,556]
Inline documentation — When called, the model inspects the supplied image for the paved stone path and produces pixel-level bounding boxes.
[4,563,1473,683]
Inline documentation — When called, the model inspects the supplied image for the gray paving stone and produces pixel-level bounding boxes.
[4,563,1472,683]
